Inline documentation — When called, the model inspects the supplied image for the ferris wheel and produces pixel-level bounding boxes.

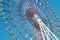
[0,0,60,40]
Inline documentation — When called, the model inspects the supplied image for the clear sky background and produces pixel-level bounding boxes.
[47,0,60,19]
[0,0,60,40]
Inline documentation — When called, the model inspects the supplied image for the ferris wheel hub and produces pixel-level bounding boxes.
[27,8,41,31]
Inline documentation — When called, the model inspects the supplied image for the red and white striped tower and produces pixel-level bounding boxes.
[27,8,44,40]
[27,8,59,40]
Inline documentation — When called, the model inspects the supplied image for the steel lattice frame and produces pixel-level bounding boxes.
[0,0,60,40]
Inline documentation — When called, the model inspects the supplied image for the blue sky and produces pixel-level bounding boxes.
[0,0,60,40]
[47,0,60,19]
